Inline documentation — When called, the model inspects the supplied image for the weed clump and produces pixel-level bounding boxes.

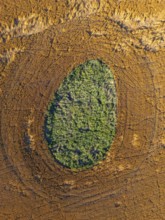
[45,60,117,170]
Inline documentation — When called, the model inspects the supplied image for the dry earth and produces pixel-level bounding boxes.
[0,0,165,219]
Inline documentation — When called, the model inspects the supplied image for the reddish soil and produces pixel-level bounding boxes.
[0,1,164,219]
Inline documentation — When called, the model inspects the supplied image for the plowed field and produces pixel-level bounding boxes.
[0,1,164,219]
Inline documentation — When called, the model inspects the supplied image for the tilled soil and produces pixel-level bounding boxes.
[0,1,164,219]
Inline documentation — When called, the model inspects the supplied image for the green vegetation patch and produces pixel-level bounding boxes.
[45,60,117,170]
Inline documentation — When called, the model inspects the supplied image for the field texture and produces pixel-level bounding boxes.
[0,0,164,219]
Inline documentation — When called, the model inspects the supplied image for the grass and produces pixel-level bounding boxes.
[45,60,117,170]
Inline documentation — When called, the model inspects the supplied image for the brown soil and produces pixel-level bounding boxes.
[0,1,164,219]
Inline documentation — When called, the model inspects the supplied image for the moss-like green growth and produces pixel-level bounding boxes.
[45,60,117,170]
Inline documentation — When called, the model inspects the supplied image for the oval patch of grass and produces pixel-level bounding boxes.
[45,60,117,170]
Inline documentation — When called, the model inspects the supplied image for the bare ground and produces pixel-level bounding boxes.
[0,0,164,219]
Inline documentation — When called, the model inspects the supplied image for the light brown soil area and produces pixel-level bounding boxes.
[0,1,164,219]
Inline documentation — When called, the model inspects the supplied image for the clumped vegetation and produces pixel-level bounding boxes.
[45,60,117,170]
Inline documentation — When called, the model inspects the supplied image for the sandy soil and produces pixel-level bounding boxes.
[0,0,164,219]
